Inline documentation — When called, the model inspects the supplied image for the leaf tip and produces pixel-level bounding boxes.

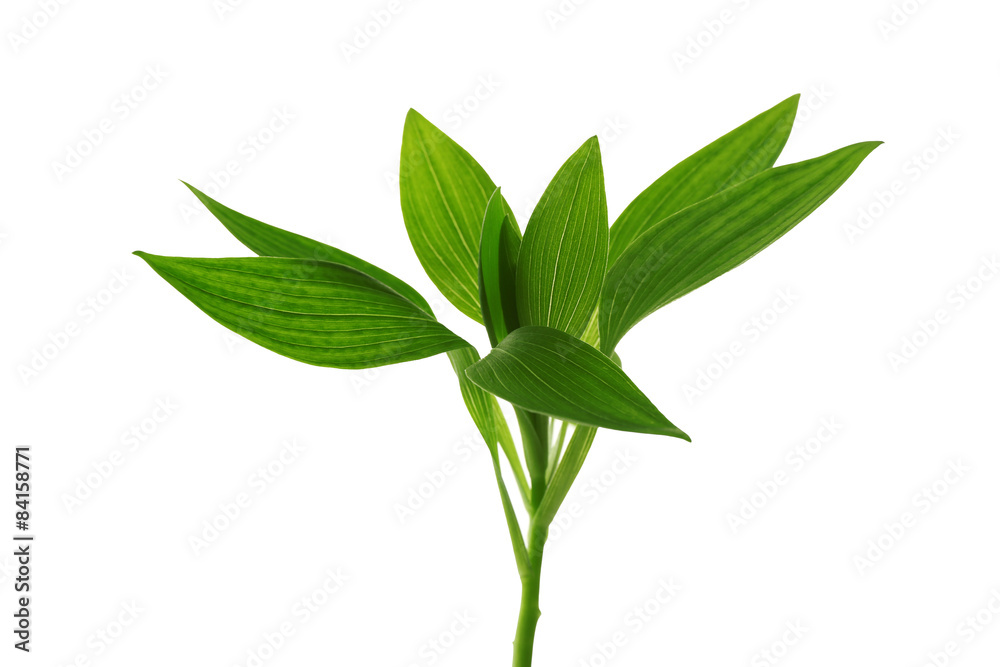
[404,108,427,128]
[855,140,885,159]
[133,250,166,267]
[133,250,160,269]
[653,417,691,441]
[180,180,212,206]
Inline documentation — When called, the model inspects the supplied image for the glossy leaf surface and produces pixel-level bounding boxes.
[609,95,800,262]
[515,137,608,338]
[479,187,521,346]
[600,141,881,351]
[466,326,688,438]
[184,182,432,314]
[135,253,467,368]
[400,110,520,322]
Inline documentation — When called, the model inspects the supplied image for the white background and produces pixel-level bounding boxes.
[3,0,999,665]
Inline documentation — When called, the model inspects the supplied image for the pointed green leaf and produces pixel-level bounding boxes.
[608,95,800,263]
[134,253,468,368]
[515,137,608,338]
[600,141,882,352]
[183,182,433,315]
[447,346,530,507]
[176,183,529,500]
[479,187,521,346]
[400,110,520,323]
[465,326,688,439]
[535,424,597,529]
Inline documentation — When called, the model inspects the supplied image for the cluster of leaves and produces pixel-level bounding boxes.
[136,95,878,579]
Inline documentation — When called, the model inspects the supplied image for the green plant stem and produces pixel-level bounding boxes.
[513,520,548,667]
[535,425,598,529]
[495,406,532,508]
[546,420,570,483]
[515,408,550,508]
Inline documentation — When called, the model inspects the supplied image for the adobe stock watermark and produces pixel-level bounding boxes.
[576,578,681,666]
[56,601,144,666]
[726,417,843,534]
[339,0,415,63]
[7,0,73,54]
[178,106,295,224]
[189,438,306,555]
[512,186,545,231]
[751,620,808,667]
[213,0,250,20]
[681,288,797,405]
[887,255,997,372]
[442,75,501,131]
[544,0,591,31]
[853,459,970,575]
[51,65,168,183]
[220,235,383,356]
[596,115,628,147]
[385,115,623,205]
[508,115,627,223]
[549,449,638,545]
[0,556,17,587]
[394,434,486,524]
[61,398,179,514]
[233,567,350,667]
[384,167,401,195]
[342,302,447,392]
[915,588,1000,667]
[17,267,135,386]
[671,0,756,73]
[877,0,931,40]
[843,126,958,244]
[794,84,834,127]
[403,611,477,667]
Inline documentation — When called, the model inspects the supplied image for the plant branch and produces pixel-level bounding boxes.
[494,404,532,508]
[515,407,550,509]
[512,519,548,667]
[545,420,570,484]
[486,439,530,576]
[533,425,598,529]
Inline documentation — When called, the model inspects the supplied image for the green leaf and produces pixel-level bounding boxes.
[600,141,882,352]
[479,187,521,346]
[609,94,800,263]
[400,110,520,323]
[515,137,608,338]
[184,182,433,316]
[447,347,530,507]
[447,346,530,573]
[134,253,468,368]
[579,310,600,348]
[465,326,688,439]
[177,183,531,502]
[535,424,597,529]
[514,405,550,507]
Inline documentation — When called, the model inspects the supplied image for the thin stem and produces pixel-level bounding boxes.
[545,420,570,483]
[512,520,548,667]
[535,425,598,529]
[495,405,532,508]
[515,408,550,508]
[488,442,529,576]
